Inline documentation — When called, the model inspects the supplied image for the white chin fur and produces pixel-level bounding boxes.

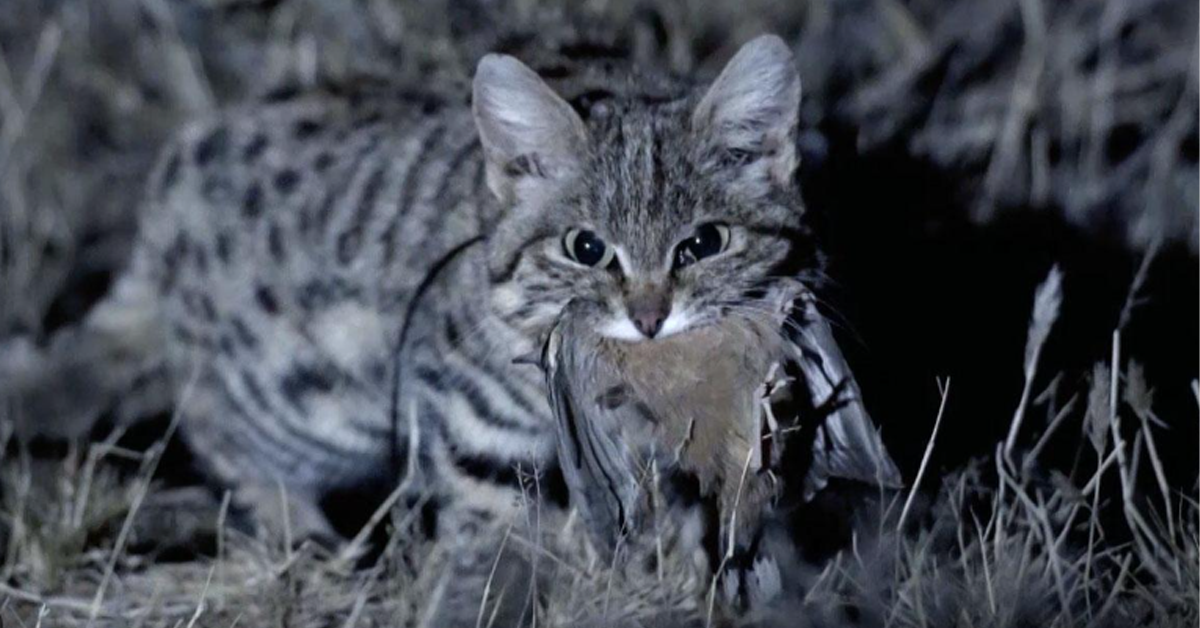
[597,317,644,341]
[657,310,694,338]
[597,310,696,342]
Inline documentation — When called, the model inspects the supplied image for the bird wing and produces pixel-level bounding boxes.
[542,304,648,556]
[788,298,904,499]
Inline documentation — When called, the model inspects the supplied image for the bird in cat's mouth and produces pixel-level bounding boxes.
[539,279,903,608]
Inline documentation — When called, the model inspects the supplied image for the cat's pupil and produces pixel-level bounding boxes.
[675,224,725,269]
[570,230,608,266]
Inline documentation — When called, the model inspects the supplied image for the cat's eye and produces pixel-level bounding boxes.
[674,223,730,269]
[563,229,615,268]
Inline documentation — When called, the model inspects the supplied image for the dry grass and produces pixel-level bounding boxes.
[1,265,1196,627]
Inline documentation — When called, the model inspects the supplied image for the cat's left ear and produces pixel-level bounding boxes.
[692,35,801,188]
[473,54,589,203]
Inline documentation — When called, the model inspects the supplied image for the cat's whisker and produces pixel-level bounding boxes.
[747,274,862,346]
[711,303,809,344]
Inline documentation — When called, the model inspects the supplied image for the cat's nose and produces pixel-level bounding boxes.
[626,290,671,339]
[632,310,666,338]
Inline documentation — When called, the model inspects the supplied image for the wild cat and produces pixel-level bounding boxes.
[2,34,894,621]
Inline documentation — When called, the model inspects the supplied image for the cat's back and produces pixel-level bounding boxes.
[119,54,693,496]
[138,86,488,490]
[146,87,485,301]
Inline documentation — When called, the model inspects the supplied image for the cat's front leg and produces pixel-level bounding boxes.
[418,504,538,628]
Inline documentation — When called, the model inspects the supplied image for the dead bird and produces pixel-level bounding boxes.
[540,280,901,604]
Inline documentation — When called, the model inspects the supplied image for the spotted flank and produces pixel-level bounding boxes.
[143,94,559,507]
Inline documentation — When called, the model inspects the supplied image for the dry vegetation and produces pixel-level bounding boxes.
[0,0,1195,626]
[1,268,1195,627]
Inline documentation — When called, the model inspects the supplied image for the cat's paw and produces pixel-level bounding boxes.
[229,483,341,550]
[719,554,784,614]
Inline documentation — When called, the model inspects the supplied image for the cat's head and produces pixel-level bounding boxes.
[474,35,815,343]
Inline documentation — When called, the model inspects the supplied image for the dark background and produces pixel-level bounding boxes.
[808,125,1198,487]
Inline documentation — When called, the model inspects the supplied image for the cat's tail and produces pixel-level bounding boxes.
[0,250,170,440]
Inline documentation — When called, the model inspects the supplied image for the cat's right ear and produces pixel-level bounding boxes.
[692,35,800,189]
[473,54,588,203]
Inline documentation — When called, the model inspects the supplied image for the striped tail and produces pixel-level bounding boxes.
[0,252,169,440]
